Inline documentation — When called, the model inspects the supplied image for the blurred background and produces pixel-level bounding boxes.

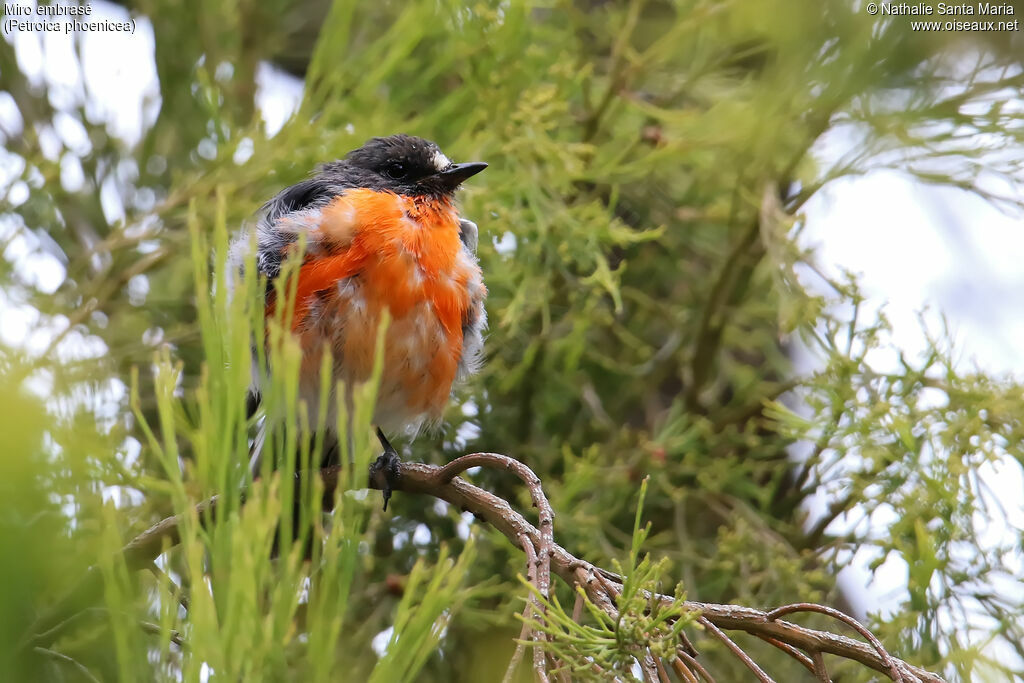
[2,1,1023,681]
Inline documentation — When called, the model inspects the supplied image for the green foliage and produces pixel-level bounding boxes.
[525,480,698,679]
[767,296,1024,675]
[2,201,478,681]
[2,0,1024,680]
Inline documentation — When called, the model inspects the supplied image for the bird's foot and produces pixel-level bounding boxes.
[368,448,402,511]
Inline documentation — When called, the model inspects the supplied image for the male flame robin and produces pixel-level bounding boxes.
[231,134,487,509]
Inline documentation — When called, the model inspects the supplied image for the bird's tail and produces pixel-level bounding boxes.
[246,390,266,479]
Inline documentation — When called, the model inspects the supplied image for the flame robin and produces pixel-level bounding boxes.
[232,134,487,509]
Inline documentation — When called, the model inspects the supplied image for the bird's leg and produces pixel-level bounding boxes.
[368,427,401,511]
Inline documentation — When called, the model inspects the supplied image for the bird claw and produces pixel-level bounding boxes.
[369,448,402,511]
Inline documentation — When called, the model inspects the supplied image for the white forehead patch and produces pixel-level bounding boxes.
[432,150,452,171]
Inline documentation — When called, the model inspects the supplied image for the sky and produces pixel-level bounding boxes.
[798,114,1024,670]
[2,0,1023,670]
[800,167,1024,639]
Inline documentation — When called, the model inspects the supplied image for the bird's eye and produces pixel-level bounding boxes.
[383,162,408,180]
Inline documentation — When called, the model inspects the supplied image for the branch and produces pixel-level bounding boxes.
[33,454,945,682]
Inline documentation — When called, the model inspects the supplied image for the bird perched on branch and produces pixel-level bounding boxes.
[231,134,487,509]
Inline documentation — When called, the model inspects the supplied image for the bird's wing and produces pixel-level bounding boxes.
[458,218,479,254]
[250,176,346,285]
[261,177,338,226]
[455,217,486,380]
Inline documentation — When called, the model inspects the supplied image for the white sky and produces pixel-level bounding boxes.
[2,0,1022,669]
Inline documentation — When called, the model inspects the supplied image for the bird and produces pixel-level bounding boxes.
[230,134,487,509]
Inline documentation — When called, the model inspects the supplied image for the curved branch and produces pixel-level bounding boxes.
[767,603,903,682]
[373,460,942,681]
[435,453,554,609]
[36,456,945,683]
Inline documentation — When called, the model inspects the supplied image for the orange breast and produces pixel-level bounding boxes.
[278,189,477,423]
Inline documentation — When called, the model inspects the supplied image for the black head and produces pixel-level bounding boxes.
[335,134,486,199]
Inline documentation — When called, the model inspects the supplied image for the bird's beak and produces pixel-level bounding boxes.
[436,162,487,189]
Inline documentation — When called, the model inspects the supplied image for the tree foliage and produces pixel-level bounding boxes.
[2,0,1023,680]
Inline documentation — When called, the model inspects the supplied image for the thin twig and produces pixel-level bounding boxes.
[26,605,185,652]
[654,655,672,683]
[501,613,532,683]
[147,562,190,612]
[571,592,584,624]
[699,617,775,683]
[503,533,543,683]
[550,652,570,683]
[679,624,699,657]
[678,650,715,683]
[752,633,816,675]
[137,621,186,648]
[639,653,659,682]
[33,647,102,683]
[672,655,701,683]
[684,218,764,413]
[521,536,549,683]
[25,607,105,649]
[811,650,831,682]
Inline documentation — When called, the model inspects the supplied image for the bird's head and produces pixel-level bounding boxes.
[338,134,487,199]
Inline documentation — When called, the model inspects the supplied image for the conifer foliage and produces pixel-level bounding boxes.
[2,1,1023,680]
